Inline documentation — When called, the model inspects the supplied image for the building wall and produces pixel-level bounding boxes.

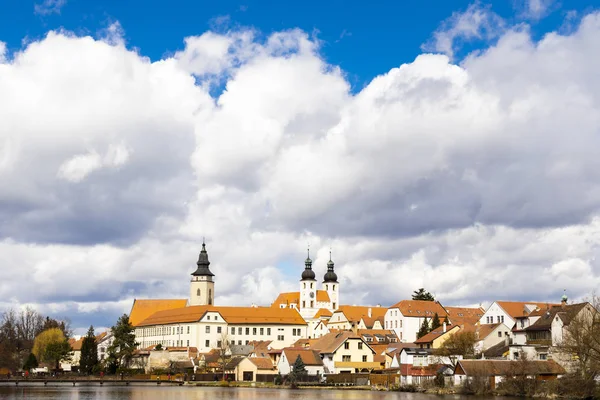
[330,338,374,373]
[236,358,259,381]
[478,323,511,352]
[479,302,515,328]
[384,309,428,343]
[277,351,325,376]
[189,276,214,306]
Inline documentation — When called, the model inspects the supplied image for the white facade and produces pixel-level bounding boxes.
[384,308,423,343]
[479,302,515,327]
[277,350,325,376]
[299,278,318,319]
[475,323,512,353]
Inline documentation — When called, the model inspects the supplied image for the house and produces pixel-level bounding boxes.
[146,347,198,373]
[482,341,510,359]
[234,357,277,381]
[398,347,457,385]
[277,348,325,376]
[61,337,83,371]
[453,359,566,388]
[414,325,460,349]
[478,301,559,330]
[309,331,379,373]
[96,330,114,362]
[473,322,512,353]
[327,306,387,332]
[384,300,449,343]
[312,320,330,338]
[508,302,596,368]
[357,329,398,344]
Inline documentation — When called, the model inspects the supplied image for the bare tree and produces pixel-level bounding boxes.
[434,331,477,368]
[215,333,232,381]
[556,296,600,386]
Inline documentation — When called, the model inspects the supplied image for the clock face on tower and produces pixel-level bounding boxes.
[310,292,315,298]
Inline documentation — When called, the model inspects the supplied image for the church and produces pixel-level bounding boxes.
[129,242,342,352]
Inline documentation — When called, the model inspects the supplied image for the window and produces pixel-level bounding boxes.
[206,326,210,333]
[342,355,351,362]
[207,316,211,320]
[238,327,242,335]
[205,340,209,347]
[260,328,264,335]
[310,301,314,308]
[520,319,525,328]
[267,328,271,335]
[231,340,235,345]
[326,285,328,291]
[497,316,501,323]
[187,326,190,334]
[253,328,257,335]
[238,340,242,345]
[231,327,235,335]
[217,327,222,334]
[344,342,350,349]
[303,283,306,289]
[208,289,212,305]
[333,285,336,291]
[187,340,189,346]
[197,288,200,296]
[501,316,505,323]
[395,321,398,328]
[498,331,502,338]
[246,328,250,335]
[362,355,367,362]
[245,340,249,345]
[358,342,363,349]
[303,301,306,308]
[310,283,313,289]
[539,353,547,360]
[400,320,402,328]
[217,341,222,348]
[333,303,336,308]
[277,335,284,341]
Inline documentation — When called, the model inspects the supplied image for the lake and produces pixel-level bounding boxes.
[0,385,508,399]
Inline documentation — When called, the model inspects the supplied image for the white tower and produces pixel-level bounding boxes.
[189,241,215,306]
[299,248,317,319]
[323,251,339,311]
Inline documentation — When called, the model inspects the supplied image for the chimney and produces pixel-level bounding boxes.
[368,308,372,318]
[443,322,446,333]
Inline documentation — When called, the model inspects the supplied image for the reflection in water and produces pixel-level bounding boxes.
[0,385,504,400]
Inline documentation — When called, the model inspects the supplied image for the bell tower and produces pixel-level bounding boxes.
[299,247,317,318]
[189,240,215,306]
[323,250,339,310]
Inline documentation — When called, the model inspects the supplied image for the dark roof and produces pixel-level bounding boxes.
[401,347,434,356]
[191,242,214,277]
[525,303,588,332]
[323,256,338,283]
[456,360,565,376]
[483,341,510,359]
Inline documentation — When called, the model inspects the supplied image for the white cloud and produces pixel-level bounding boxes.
[2,12,600,331]
[521,0,555,20]
[423,2,505,58]
[34,0,67,16]
[0,41,6,63]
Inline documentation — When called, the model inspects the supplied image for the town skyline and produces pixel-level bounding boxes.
[1,0,600,336]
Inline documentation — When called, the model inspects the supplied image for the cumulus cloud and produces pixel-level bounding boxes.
[2,13,600,330]
[423,2,505,58]
[520,0,555,19]
[34,0,67,16]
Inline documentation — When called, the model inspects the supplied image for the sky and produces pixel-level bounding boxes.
[1,0,600,335]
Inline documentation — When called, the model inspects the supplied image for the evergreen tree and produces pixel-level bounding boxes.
[431,313,442,331]
[44,340,72,371]
[106,314,137,372]
[288,355,307,384]
[23,353,38,371]
[412,288,435,301]
[417,318,430,339]
[80,325,98,374]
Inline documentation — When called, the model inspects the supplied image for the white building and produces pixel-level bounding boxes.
[384,300,449,343]
[277,348,325,376]
[479,301,558,330]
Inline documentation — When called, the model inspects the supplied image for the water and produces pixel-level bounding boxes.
[0,385,506,400]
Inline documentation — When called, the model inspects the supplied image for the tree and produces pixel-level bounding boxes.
[417,318,430,339]
[80,326,98,374]
[434,331,477,368]
[23,353,38,371]
[215,333,231,381]
[44,340,72,371]
[431,313,442,331]
[42,317,72,339]
[555,295,600,397]
[412,288,435,301]
[106,314,137,372]
[288,355,307,385]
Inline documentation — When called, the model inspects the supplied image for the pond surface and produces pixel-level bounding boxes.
[0,385,510,400]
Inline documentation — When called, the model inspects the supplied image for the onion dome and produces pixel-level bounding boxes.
[323,251,338,283]
[301,248,316,280]
[191,240,214,277]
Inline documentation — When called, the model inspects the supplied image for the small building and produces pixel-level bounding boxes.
[384,300,449,343]
[277,348,325,376]
[453,359,566,388]
[414,325,460,349]
[234,357,276,381]
[309,331,378,373]
[398,347,457,385]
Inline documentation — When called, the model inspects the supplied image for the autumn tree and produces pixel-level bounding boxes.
[80,326,98,374]
[412,288,435,301]
[32,328,71,371]
[417,318,430,339]
[434,331,477,368]
[106,314,137,373]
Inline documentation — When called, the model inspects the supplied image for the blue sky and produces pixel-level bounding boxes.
[2,0,600,334]
[2,0,596,89]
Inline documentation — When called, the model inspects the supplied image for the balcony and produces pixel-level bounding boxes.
[527,339,552,346]
[334,361,381,369]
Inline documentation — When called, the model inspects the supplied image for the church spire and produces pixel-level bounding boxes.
[323,247,338,283]
[301,245,316,280]
[191,239,214,277]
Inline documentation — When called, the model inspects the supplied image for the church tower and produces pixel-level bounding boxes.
[299,248,317,318]
[323,251,339,310]
[189,241,215,306]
